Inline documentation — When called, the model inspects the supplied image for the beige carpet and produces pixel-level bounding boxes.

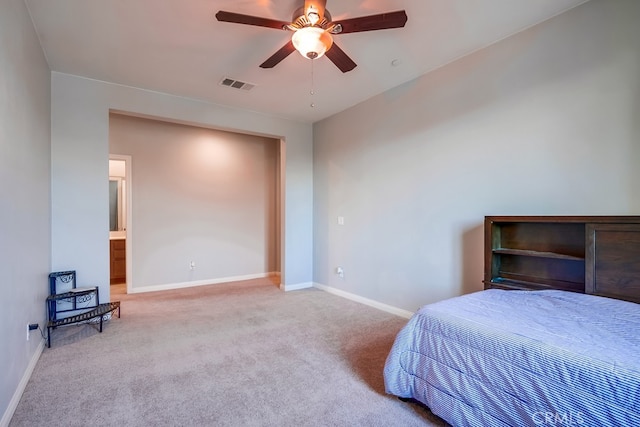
[10,278,446,426]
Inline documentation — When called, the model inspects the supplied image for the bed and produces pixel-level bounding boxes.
[384,216,640,426]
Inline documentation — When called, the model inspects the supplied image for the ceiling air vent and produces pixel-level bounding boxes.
[220,77,256,91]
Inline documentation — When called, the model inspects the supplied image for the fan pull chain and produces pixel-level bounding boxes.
[310,59,315,108]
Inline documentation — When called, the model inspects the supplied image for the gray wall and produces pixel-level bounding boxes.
[313,0,640,312]
[109,114,279,289]
[0,0,51,423]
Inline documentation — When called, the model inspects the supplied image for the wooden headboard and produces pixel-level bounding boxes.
[484,216,640,304]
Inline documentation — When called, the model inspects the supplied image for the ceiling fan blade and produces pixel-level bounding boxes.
[333,10,408,34]
[260,41,296,69]
[215,11,290,30]
[325,42,357,73]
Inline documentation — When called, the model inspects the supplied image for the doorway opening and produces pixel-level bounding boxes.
[108,112,283,295]
[109,155,132,296]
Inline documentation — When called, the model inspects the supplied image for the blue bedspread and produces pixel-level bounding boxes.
[383,289,640,426]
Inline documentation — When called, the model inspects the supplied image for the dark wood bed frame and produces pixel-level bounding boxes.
[483,216,640,304]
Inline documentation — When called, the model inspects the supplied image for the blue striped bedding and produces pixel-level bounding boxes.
[383,289,640,426]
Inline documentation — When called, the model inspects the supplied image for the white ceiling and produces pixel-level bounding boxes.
[24,0,589,123]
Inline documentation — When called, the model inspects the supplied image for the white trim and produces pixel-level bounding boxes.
[129,272,279,294]
[279,282,313,292]
[313,282,414,319]
[1,341,45,427]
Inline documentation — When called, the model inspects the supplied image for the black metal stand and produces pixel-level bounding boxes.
[46,271,121,348]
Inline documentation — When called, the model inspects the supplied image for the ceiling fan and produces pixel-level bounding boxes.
[215,0,408,73]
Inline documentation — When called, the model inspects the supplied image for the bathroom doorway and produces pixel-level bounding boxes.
[109,155,132,296]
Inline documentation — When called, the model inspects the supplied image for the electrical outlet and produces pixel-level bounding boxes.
[189,261,196,270]
[27,323,38,341]
[336,266,344,278]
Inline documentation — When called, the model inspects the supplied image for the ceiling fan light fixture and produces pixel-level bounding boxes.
[292,27,333,60]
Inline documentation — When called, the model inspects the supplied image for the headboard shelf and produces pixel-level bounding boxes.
[484,216,640,303]
[492,248,584,261]
[493,275,584,291]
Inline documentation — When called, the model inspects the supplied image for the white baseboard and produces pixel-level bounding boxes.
[312,282,414,319]
[279,282,313,292]
[129,272,279,294]
[1,340,45,427]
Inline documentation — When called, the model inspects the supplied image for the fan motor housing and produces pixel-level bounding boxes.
[290,7,332,29]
